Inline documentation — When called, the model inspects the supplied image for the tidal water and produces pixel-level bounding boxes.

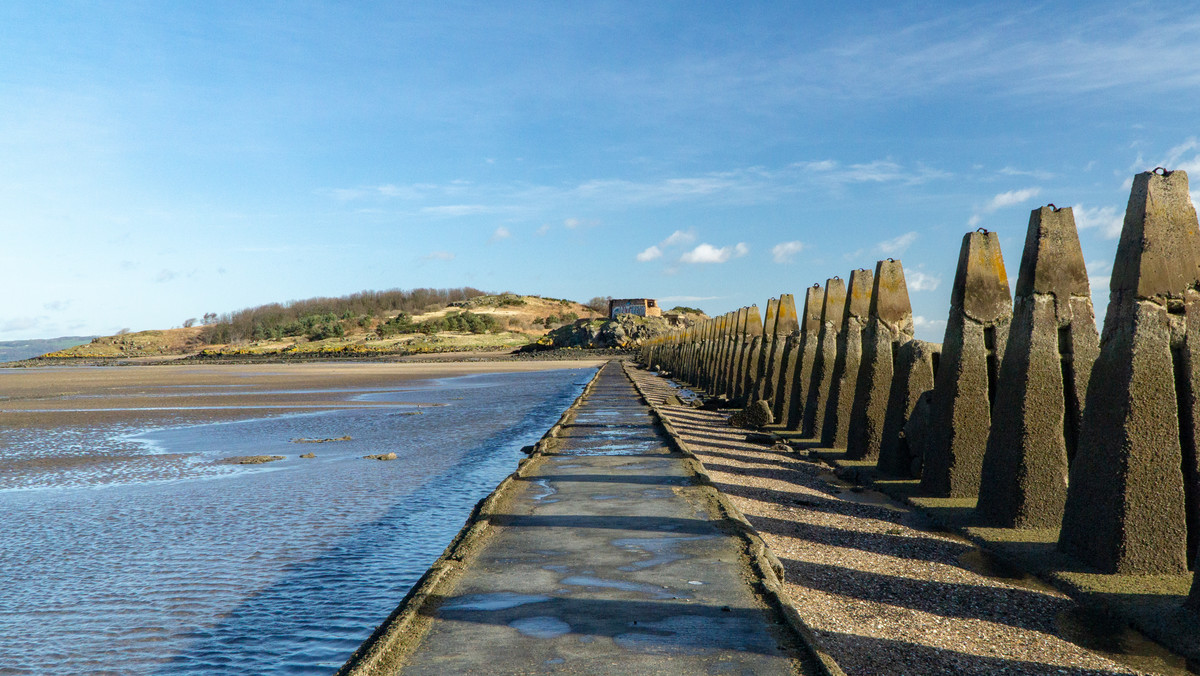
[0,367,595,675]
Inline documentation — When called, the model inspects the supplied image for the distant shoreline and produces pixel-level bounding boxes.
[3,347,633,368]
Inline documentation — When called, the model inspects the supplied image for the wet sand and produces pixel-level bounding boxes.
[1,360,607,430]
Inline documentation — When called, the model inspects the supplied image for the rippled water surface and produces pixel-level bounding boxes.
[0,367,595,675]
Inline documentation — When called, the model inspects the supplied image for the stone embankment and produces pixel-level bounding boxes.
[640,169,1200,669]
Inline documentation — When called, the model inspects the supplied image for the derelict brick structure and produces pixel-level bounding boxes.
[822,268,875,448]
[976,206,1099,528]
[753,298,779,402]
[736,305,764,404]
[802,278,848,438]
[1059,169,1200,574]
[877,339,941,476]
[845,259,915,461]
[761,295,795,408]
[920,230,1012,498]
[782,285,824,429]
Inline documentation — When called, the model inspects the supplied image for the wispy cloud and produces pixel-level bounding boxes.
[660,229,696,247]
[969,187,1042,226]
[907,270,942,292]
[155,269,178,283]
[792,159,949,187]
[876,231,918,256]
[421,250,455,262]
[771,240,805,264]
[563,217,580,229]
[423,204,505,217]
[489,226,511,242]
[999,166,1055,180]
[1074,205,1124,239]
[680,242,748,264]
[636,245,663,262]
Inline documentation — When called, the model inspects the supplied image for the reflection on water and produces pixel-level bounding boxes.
[0,368,594,675]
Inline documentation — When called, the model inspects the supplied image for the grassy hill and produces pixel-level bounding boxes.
[42,294,605,361]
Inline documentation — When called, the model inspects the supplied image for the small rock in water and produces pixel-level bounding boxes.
[300,452,316,459]
[364,452,398,461]
[221,455,285,465]
[292,435,351,444]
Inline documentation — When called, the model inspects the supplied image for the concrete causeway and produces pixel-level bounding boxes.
[344,361,815,675]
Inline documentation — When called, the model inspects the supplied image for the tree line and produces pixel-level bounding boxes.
[199,287,489,344]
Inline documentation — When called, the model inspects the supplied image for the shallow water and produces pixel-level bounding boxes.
[0,367,595,675]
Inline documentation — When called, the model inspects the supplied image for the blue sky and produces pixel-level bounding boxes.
[3,2,1200,342]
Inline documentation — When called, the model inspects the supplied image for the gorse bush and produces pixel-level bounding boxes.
[375,310,498,338]
[200,287,489,344]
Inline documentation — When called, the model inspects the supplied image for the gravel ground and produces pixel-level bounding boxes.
[629,370,1165,676]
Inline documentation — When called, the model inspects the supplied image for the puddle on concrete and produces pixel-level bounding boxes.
[529,479,558,502]
[641,488,672,499]
[560,575,684,600]
[591,494,620,501]
[1056,606,1195,676]
[441,592,551,612]
[956,550,1058,594]
[509,616,572,639]
[612,535,712,571]
[613,615,771,655]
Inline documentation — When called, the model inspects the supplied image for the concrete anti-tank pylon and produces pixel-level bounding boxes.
[879,339,941,476]
[1059,169,1200,574]
[846,259,914,461]
[802,278,848,438]
[822,268,875,448]
[920,230,1012,497]
[782,285,823,429]
[768,293,802,425]
[735,305,764,404]
[976,205,1099,528]
[753,298,779,403]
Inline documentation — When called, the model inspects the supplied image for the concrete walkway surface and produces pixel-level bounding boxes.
[346,360,817,675]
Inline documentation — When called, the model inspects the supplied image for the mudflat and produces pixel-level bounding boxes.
[0,360,607,430]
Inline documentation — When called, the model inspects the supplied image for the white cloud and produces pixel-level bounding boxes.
[907,270,942,291]
[1074,205,1124,239]
[913,315,947,335]
[422,251,455,261]
[680,242,748,264]
[636,245,663,262]
[489,226,511,242]
[563,218,580,229]
[423,204,498,217]
[771,240,805,263]
[536,223,551,236]
[999,166,1055,180]
[876,231,918,256]
[661,229,696,247]
[987,187,1042,211]
[1,317,45,333]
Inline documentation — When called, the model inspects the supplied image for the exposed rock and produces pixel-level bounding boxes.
[221,455,284,465]
[663,394,686,407]
[364,452,398,461]
[300,452,316,458]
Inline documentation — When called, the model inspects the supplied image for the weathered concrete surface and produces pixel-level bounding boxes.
[763,295,796,415]
[363,363,810,674]
[782,286,823,430]
[846,260,914,461]
[802,279,847,438]
[754,298,779,403]
[1059,169,1200,574]
[879,340,941,476]
[920,230,1012,498]
[736,305,764,404]
[976,206,1099,528]
[822,269,874,449]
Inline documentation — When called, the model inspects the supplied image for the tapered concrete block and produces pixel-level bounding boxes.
[762,295,796,411]
[920,230,1012,497]
[736,305,764,404]
[802,278,847,438]
[1191,563,1200,611]
[847,259,915,460]
[1059,169,1200,574]
[879,339,941,476]
[823,268,875,448]
[753,298,779,402]
[783,285,823,429]
[976,206,1099,528]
